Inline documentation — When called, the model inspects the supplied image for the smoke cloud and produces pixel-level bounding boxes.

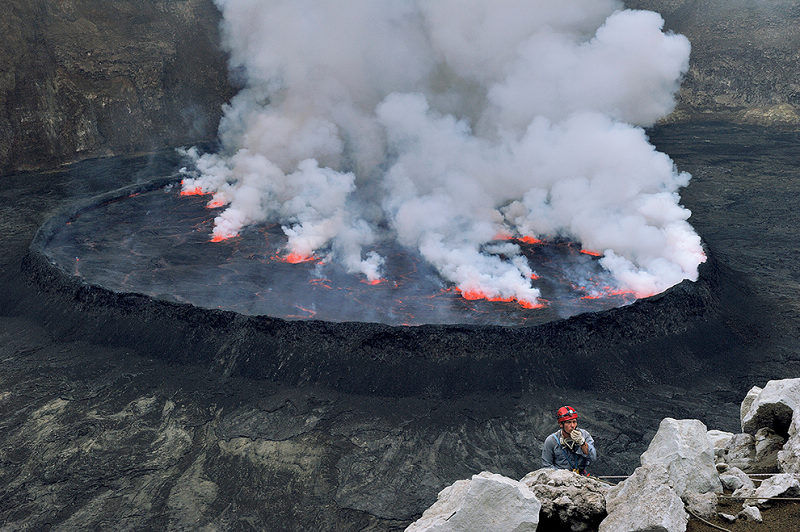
[181,0,705,307]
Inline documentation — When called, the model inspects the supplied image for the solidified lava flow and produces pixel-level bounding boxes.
[43,183,638,326]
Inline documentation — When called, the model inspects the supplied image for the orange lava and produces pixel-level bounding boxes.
[530,273,540,280]
[180,186,208,196]
[206,199,225,208]
[361,278,385,286]
[456,288,545,309]
[273,252,317,264]
[518,236,543,245]
[580,249,602,257]
[493,232,513,240]
[209,234,236,242]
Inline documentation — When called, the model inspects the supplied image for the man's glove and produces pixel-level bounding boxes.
[570,429,585,446]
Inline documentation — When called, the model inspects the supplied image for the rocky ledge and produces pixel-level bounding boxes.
[408,378,800,531]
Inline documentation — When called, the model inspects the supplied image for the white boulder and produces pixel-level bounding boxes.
[741,378,800,435]
[640,418,722,497]
[405,471,540,532]
[520,468,608,532]
[749,473,800,507]
[599,464,687,532]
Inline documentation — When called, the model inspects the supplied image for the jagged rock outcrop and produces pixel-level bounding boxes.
[520,468,608,532]
[639,418,722,497]
[405,472,540,532]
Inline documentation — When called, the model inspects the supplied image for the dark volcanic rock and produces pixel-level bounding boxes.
[631,0,800,125]
[0,0,235,173]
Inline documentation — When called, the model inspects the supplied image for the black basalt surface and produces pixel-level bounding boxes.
[23,175,736,397]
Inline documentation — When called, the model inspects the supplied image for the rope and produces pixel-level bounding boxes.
[719,495,800,501]
[597,473,782,480]
[685,508,732,532]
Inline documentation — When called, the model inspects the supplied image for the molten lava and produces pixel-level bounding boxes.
[455,288,544,310]
[580,249,602,257]
[277,252,317,264]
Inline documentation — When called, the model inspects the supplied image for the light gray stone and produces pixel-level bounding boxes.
[708,429,735,448]
[738,505,762,522]
[777,414,800,473]
[718,512,737,522]
[682,491,717,520]
[640,418,722,497]
[719,466,754,492]
[600,464,688,532]
[406,471,540,532]
[753,427,784,471]
[750,473,800,507]
[722,433,756,471]
[741,378,800,435]
[740,386,763,429]
[520,468,608,532]
[707,430,734,462]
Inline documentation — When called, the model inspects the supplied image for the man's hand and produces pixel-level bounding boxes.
[570,429,585,446]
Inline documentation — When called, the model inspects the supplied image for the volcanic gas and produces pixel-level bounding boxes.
[40,180,646,326]
[177,1,705,312]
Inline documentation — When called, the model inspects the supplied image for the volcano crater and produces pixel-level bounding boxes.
[24,174,725,397]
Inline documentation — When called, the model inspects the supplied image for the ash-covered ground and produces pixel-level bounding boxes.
[1,123,799,529]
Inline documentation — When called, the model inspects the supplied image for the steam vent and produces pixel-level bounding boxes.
[24,173,721,397]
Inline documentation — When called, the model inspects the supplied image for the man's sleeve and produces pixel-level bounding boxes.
[578,430,597,462]
[541,434,557,468]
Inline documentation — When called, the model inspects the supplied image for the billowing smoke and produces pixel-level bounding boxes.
[180,0,705,307]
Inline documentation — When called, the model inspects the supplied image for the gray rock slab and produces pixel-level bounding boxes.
[406,472,540,532]
[750,473,800,507]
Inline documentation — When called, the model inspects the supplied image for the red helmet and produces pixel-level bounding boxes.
[556,406,578,423]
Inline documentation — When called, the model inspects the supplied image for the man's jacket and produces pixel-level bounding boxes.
[541,428,597,472]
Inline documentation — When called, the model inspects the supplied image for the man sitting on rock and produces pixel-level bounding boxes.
[542,405,597,475]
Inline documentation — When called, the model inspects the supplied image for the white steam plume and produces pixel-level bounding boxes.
[181,0,705,305]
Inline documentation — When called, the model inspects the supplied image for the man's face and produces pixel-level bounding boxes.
[561,419,578,434]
